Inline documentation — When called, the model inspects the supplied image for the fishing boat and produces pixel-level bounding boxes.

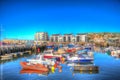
[20,62,48,72]
[43,50,62,59]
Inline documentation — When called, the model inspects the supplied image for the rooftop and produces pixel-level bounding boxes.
[64,33,73,35]
[77,33,87,35]
[52,34,61,36]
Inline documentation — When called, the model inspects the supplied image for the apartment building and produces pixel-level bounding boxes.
[76,33,87,42]
[63,34,75,42]
[50,34,62,42]
[34,32,48,42]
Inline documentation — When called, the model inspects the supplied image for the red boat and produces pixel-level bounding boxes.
[43,50,61,59]
[66,48,76,53]
[20,62,48,72]
[20,69,48,75]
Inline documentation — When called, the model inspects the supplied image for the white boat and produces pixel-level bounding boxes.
[67,55,94,63]
[27,54,54,65]
[111,50,120,58]
[43,50,62,59]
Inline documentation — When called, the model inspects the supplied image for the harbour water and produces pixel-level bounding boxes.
[0,53,120,80]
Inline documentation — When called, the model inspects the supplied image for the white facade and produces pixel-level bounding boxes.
[35,32,48,41]
[50,34,75,42]
[34,32,87,43]
[80,35,86,42]
[63,34,75,42]
[50,34,62,42]
[76,34,87,42]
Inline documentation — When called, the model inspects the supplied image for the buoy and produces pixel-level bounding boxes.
[54,63,57,68]
[61,57,65,64]
[51,66,55,73]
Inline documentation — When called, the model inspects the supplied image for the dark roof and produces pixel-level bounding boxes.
[77,33,87,35]
[52,34,61,36]
[64,33,73,35]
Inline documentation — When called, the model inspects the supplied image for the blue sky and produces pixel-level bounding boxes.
[0,0,120,40]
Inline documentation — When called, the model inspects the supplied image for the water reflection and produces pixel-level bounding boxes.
[20,69,48,75]
[1,53,120,80]
[0,53,35,64]
[73,70,99,74]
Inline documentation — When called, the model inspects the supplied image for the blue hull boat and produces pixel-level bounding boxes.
[67,59,93,63]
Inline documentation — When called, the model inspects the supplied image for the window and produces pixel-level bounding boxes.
[68,36,71,42]
[63,37,66,42]
[51,37,54,42]
[55,36,58,42]
[77,36,80,42]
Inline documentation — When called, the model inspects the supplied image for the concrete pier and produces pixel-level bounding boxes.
[0,54,12,60]
[0,44,47,55]
[0,44,47,60]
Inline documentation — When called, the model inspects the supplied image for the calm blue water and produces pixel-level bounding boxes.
[0,53,120,80]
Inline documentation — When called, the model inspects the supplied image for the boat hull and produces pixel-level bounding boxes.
[20,62,48,72]
[43,55,61,59]
[67,59,93,63]
[20,69,48,75]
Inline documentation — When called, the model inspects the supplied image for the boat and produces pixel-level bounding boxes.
[111,50,120,58]
[20,69,48,75]
[27,54,52,65]
[67,58,93,63]
[65,48,76,53]
[43,50,62,59]
[67,55,93,63]
[54,49,66,54]
[20,62,48,72]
